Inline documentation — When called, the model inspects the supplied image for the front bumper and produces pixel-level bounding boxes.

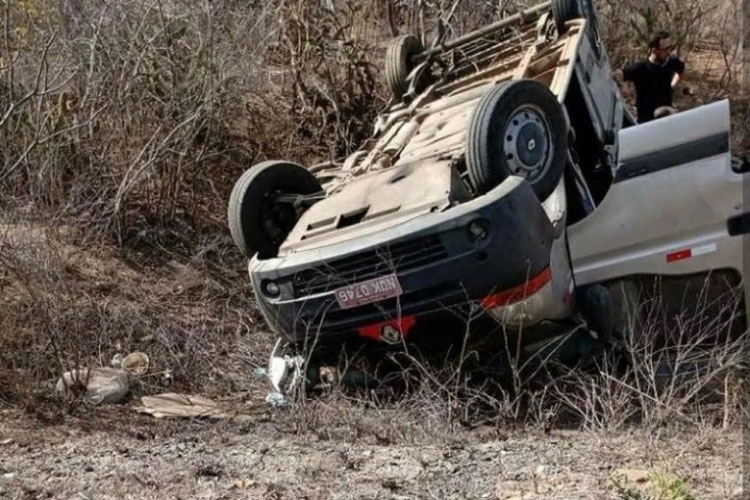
[250,177,556,344]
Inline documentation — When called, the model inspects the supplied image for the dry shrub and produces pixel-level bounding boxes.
[597,0,744,64]
[548,283,747,431]
[0,215,262,409]
[0,0,393,407]
[256,0,387,161]
[600,0,709,64]
[0,0,391,246]
[2,0,250,242]
[285,278,747,437]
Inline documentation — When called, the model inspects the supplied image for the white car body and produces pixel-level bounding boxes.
[569,99,748,315]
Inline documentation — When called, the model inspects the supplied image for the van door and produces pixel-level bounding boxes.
[567,100,744,287]
[573,33,621,145]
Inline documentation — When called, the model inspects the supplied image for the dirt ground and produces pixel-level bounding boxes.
[0,406,742,500]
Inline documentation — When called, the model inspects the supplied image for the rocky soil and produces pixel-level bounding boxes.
[0,408,742,500]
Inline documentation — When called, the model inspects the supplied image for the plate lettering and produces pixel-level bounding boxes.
[335,274,403,310]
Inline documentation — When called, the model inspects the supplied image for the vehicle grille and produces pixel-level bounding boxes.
[292,235,447,297]
[304,282,463,325]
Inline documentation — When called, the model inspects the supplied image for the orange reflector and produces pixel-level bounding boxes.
[666,243,718,263]
[480,267,552,309]
[666,248,692,263]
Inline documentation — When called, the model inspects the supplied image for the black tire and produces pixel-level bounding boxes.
[465,79,568,199]
[577,284,614,344]
[552,0,575,34]
[385,35,424,98]
[228,160,321,259]
[607,279,647,342]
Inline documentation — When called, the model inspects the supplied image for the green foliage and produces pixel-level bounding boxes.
[649,471,696,500]
[611,470,697,500]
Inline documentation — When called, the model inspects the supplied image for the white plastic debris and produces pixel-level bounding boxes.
[55,351,150,405]
[55,367,131,405]
[110,353,123,368]
[265,392,288,407]
[121,352,149,375]
[264,339,304,407]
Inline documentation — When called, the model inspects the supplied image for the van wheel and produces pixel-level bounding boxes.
[228,161,321,259]
[577,284,613,344]
[385,35,424,98]
[552,0,575,34]
[465,79,567,199]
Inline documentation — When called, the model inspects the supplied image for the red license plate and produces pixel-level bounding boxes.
[334,274,403,310]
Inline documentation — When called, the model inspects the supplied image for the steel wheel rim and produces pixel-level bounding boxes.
[503,104,553,183]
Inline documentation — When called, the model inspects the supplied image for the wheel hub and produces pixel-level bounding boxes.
[503,106,552,182]
[262,194,298,246]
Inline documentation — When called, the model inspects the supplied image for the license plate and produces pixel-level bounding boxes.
[334,274,403,310]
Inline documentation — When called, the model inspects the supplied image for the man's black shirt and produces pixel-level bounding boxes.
[623,56,685,122]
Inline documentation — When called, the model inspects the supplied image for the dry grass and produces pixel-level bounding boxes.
[282,280,747,438]
[0,215,261,411]
[0,0,747,443]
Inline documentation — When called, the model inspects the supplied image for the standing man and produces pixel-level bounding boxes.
[616,31,686,123]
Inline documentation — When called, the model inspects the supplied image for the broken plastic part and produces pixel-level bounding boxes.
[265,339,305,405]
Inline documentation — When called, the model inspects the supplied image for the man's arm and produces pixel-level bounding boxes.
[669,57,686,89]
[671,72,681,89]
[614,62,641,99]
[621,61,643,82]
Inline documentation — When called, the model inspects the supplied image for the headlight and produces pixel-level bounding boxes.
[262,280,281,297]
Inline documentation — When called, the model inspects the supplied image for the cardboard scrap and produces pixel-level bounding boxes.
[137,393,228,419]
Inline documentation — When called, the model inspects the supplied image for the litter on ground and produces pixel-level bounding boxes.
[137,393,228,419]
